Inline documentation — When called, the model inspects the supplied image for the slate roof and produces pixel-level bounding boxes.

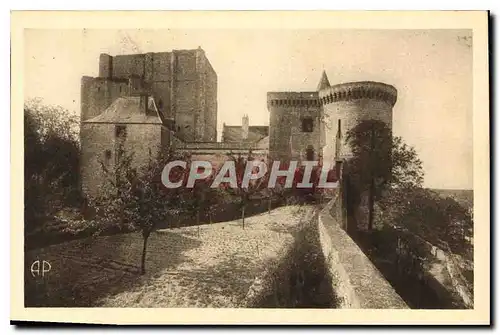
[221,125,269,143]
[317,70,331,91]
[256,135,269,148]
[83,96,163,124]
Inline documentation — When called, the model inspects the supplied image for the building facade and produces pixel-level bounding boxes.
[80,48,397,197]
[267,71,397,167]
[80,48,218,197]
[81,47,217,142]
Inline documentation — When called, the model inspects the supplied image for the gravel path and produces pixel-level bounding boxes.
[25,205,315,307]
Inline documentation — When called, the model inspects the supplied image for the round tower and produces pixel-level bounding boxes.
[319,81,397,164]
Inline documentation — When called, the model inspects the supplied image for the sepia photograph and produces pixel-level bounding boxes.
[10,11,490,325]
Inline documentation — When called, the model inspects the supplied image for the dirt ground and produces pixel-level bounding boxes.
[25,205,315,307]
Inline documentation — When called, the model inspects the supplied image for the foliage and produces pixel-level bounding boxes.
[358,226,430,279]
[357,187,473,309]
[24,99,81,232]
[224,152,269,228]
[345,120,392,229]
[345,120,393,195]
[90,147,189,274]
[345,119,424,229]
[181,159,226,227]
[379,187,473,256]
[391,136,424,189]
[263,160,336,210]
[264,161,294,208]
[345,120,471,306]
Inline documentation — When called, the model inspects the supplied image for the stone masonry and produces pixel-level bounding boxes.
[80,47,397,198]
[267,71,397,167]
[81,47,217,142]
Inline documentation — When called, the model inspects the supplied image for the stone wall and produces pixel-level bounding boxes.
[82,48,218,143]
[266,81,396,165]
[267,92,323,162]
[318,195,408,308]
[179,141,265,150]
[178,145,267,170]
[320,82,397,162]
[80,123,163,198]
[203,58,218,142]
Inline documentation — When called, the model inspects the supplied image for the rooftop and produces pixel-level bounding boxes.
[222,124,269,143]
[83,96,163,124]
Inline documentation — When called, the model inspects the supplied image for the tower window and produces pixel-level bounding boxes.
[115,125,127,139]
[337,119,342,137]
[301,117,314,133]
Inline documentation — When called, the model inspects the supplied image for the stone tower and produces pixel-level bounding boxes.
[81,48,218,142]
[319,80,397,164]
[79,48,219,198]
[267,72,397,166]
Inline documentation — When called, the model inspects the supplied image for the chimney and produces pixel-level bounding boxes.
[139,95,148,115]
[99,53,113,78]
[242,114,249,140]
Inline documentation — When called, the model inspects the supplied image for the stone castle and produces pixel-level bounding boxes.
[80,47,397,197]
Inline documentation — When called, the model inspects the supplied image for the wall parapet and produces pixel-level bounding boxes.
[178,141,265,151]
[318,195,408,309]
[267,91,320,108]
[318,81,397,107]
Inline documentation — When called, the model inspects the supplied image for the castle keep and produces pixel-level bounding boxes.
[80,48,218,196]
[80,47,397,197]
[81,47,217,142]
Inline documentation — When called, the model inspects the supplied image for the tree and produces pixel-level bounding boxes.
[182,161,223,236]
[346,119,424,230]
[24,99,80,232]
[224,152,268,229]
[263,160,330,213]
[375,137,425,229]
[263,160,290,214]
[345,120,392,230]
[91,148,188,274]
[345,120,472,294]
[391,136,424,189]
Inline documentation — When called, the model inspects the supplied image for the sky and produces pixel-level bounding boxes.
[24,29,473,190]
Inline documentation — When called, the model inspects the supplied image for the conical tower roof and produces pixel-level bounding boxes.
[317,70,330,91]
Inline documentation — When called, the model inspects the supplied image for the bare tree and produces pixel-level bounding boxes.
[224,151,268,229]
[92,148,188,274]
